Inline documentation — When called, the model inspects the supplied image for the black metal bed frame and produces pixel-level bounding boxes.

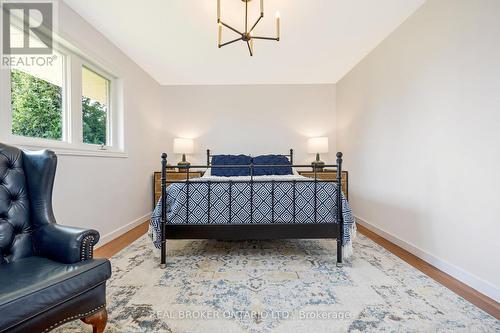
[159,149,344,269]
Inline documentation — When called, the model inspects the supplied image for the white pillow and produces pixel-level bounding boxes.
[202,168,211,177]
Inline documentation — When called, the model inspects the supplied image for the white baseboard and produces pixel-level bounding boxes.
[96,212,151,248]
[355,216,500,303]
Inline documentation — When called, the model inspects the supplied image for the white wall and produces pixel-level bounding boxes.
[337,0,500,301]
[160,84,337,165]
[36,2,163,244]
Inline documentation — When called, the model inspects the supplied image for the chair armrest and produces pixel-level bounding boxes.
[34,224,100,264]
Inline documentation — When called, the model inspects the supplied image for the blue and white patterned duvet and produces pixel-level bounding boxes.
[150,175,356,257]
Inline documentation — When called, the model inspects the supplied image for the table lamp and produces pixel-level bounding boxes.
[307,137,329,171]
[173,138,194,170]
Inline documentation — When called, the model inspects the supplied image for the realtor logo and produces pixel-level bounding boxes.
[2,1,53,55]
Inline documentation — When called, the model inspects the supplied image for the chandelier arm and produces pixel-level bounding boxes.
[219,37,243,48]
[249,15,263,34]
[251,36,279,41]
[246,41,253,56]
[220,21,244,36]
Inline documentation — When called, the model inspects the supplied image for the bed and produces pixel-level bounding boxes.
[150,149,356,268]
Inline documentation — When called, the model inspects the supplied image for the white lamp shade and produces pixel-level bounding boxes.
[307,137,329,154]
[173,138,194,154]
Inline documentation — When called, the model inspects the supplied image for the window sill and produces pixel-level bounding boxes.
[48,147,128,158]
[21,145,127,158]
[2,138,128,158]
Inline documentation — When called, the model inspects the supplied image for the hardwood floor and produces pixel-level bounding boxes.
[357,224,500,319]
[94,221,149,258]
[94,220,500,319]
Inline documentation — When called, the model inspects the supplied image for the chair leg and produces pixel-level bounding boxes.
[81,308,108,333]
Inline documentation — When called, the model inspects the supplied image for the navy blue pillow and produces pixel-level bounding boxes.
[253,155,293,176]
[211,155,252,177]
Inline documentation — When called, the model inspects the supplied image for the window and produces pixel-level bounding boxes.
[10,50,66,141]
[82,67,110,146]
[0,23,123,157]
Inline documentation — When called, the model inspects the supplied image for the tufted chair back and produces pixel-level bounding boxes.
[0,143,57,264]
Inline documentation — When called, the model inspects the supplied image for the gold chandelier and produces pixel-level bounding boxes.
[217,0,280,56]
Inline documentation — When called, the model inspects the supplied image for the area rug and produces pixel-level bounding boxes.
[55,233,499,332]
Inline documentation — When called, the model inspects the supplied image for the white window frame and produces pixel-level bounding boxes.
[0,28,125,158]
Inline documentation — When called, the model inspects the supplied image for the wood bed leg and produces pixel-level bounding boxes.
[81,308,107,333]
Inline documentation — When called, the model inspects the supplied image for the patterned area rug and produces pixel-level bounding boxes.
[55,234,499,332]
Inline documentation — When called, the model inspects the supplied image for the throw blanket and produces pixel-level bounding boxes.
[150,175,356,258]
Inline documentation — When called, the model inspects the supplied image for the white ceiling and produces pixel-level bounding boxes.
[63,0,425,86]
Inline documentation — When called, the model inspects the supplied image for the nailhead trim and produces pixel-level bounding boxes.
[42,304,106,332]
[80,235,95,260]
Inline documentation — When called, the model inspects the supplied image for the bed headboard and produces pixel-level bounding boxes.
[206,149,294,166]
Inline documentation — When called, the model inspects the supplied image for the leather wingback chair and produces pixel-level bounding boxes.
[0,143,111,333]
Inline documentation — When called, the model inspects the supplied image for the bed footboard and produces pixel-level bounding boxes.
[159,151,345,268]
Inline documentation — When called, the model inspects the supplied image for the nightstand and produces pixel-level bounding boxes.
[298,170,349,200]
[152,170,203,208]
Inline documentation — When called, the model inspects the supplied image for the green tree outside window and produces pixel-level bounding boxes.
[82,97,107,145]
[11,69,63,140]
